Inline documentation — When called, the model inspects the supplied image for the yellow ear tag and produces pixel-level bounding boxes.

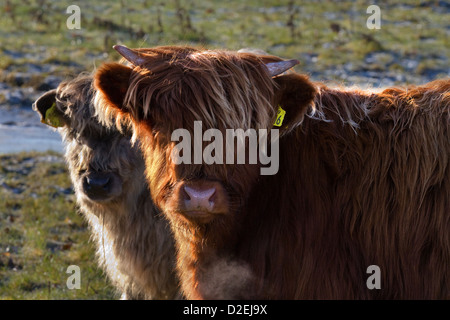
[273,105,286,127]
[43,103,64,128]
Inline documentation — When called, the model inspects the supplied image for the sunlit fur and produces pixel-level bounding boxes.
[237,79,450,299]
[94,45,449,299]
[38,74,180,299]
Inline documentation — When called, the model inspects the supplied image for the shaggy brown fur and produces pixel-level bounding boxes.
[94,45,449,299]
[34,74,180,299]
[237,79,450,299]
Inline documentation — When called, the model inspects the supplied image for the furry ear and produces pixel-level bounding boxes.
[273,73,317,133]
[33,89,67,128]
[94,62,132,112]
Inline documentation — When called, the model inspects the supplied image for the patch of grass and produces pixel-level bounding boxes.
[342,36,384,60]
[0,151,117,300]
[416,58,448,77]
[1,0,448,84]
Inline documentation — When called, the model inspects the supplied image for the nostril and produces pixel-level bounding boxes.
[208,189,216,205]
[182,186,192,201]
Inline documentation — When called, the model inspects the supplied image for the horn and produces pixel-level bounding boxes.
[113,44,146,66]
[265,59,300,77]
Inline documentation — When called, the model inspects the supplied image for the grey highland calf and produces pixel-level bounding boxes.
[33,74,180,299]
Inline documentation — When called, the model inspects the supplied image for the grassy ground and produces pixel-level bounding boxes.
[1,0,448,85]
[0,151,117,299]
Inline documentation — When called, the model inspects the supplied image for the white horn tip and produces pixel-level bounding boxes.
[113,44,129,54]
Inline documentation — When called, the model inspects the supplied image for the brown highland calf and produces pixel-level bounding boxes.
[34,74,180,299]
[94,45,449,299]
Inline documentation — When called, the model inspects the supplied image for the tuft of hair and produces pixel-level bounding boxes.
[115,47,277,133]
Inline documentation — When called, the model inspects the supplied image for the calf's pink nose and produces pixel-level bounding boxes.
[183,185,216,211]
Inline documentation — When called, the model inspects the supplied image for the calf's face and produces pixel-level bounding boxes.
[94,46,316,233]
[34,76,145,208]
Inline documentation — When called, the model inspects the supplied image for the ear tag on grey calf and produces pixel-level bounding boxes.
[43,103,64,128]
